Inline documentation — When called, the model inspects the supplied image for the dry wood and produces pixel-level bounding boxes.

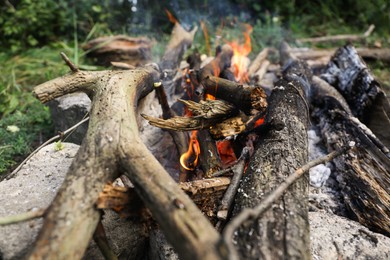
[322,44,390,148]
[202,75,267,114]
[0,209,45,226]
[142,99,237,131]
[197,129,223,177]
[297,24,374,44]
[248,48,269,76]
[29,66,227,259]
[230,58,312,259]
[154,81,190,182]
[83,35,152,67]
[291,47,390,63]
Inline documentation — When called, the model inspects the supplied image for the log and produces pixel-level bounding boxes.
[82,35,152,67]
[310,83,390,236]
[321,44,390,148]
[291,47,390,64]
[202,75,267,115]
[30,67,227,259]
[231,59,311,259]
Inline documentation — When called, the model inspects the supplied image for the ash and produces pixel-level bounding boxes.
[308,128,347,216]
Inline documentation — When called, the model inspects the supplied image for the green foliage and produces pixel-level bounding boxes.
[234,0,390,35]
[0,0,70,52]
[0,100,52,174]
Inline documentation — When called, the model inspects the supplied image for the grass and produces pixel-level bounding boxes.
[0,43,99,175]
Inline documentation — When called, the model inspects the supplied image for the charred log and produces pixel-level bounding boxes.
[321,45,390,148]
[311,82,390,236]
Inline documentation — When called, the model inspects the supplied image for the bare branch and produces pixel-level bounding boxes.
[60,52,79,73]
[0,209,45,226]
[223,145,352,260]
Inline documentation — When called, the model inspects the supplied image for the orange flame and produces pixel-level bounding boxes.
[229,24,252,83]
[180,131,200,170]
[164,9,178,24]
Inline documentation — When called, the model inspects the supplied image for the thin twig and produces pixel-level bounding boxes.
[7,116,89,179]
[0,208,46,226]
[60,52,79,73]
[223,145,352,260]
[215,148,249,230]
[93,220,118,260]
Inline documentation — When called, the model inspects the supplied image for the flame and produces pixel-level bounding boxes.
[180,131,200,170]
[217,140,237,167]
[229,24,252,83]
[164,9,178,24]
[254,117,264,128]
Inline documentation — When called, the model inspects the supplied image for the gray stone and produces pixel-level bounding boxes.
[310,211,390,260]
[48,92,91,144]
[0,143,79,259]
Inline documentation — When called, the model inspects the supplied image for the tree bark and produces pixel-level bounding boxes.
[231,61,311,259]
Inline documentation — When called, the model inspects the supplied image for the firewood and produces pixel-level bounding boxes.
[322,44,390,148]
[297,24,374,44]
[154,81,190,182]
[30,32,228,260]
[202,75,267,115]
[230,56,312,259]
[247,48,269,77]
[82,35,153,67]
[291,47,390,63]
[142,99,238,131]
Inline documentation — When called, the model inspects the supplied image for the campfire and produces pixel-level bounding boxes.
[6,11,389,260]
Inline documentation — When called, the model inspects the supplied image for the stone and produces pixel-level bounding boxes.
[47,92,91,144]
[310,211,390,260]
[0,143,79,259]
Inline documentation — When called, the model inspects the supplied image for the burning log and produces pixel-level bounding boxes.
[201,75,267,115]
[142,99,238,131]
[230,56,312,259]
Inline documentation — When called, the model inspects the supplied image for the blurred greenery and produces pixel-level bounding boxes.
[0,0,389,175]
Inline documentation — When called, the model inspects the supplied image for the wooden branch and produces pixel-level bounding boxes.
[291,47,390,63]
[93,221,118,260]
[297,24,374,44]
[6,116,89,180]
[154,81,189,181]
[248,48,269,77]
[224,148,350,260]
[217,148,249,222]
[60,52,79,72]
[202,75,267,114]
[197,129,223,177]
[0,209,45,226]
[142,99,238,131]
[29,65,228,259]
